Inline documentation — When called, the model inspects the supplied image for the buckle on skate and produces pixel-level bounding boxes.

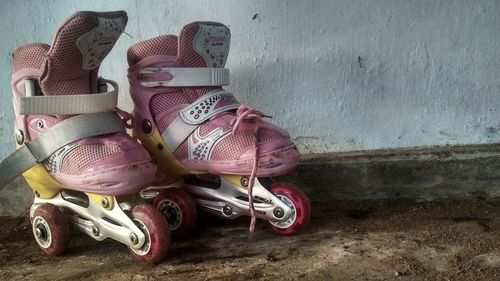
[180,90,240,125]
[161,89,240,151]
[138,67,230,87]
[18,79,119,115]
[0,112,125,189]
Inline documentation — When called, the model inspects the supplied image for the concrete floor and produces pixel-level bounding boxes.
[0,199,499,281]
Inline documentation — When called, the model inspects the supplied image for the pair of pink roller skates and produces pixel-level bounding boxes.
[0,11,311,264]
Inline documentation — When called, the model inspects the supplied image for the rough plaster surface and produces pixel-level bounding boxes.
[1,0,500,158]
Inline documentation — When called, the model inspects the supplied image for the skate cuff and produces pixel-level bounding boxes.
[18,79,119,115]
[0,112,125,189]
[138,67,230,87]
[161,89,240,151]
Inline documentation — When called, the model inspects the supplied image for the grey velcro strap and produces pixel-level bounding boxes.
[161,89,240,151]
[180,90,240,125]
[139,67,230,87]
[161,117,198,152]
[18,79,119,115]
[0,112,125,189]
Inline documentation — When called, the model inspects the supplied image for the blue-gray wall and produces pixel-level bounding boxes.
[1,0,500,158]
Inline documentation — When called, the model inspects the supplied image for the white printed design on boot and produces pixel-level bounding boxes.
[193,24,230,68]
[44,143,80,174]
[77,16,126,69]
[188,127,231,161]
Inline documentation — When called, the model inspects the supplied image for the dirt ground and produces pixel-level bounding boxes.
[0,199,499,281]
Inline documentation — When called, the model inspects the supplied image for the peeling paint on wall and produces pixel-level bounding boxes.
[1,0,500,160]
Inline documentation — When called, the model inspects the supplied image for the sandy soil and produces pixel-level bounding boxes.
[0,199,499,281]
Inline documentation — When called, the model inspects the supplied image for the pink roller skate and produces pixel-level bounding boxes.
[0,11,170,263]
[128,22,311,237]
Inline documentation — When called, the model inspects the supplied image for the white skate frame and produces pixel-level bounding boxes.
[31,193,146,250]
[142,177,293,223]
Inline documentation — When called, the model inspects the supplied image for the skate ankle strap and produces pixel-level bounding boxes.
[162,89,240,151]
[18,78,119,115]
[0,112,125,189]
[180,90,239,124]
[138,67,230,87]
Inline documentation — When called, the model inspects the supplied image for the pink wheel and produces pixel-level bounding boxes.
[128,204,171,264]
[31,204,70,256]
[266,182,311,236]
[153,188,197,238]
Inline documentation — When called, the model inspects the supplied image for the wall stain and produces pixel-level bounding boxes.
[486,123,500,134]
[438,131,458,138]
[357,56,365,69]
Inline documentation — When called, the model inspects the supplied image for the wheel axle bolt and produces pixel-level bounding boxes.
[223,205,233,216]
[35,226,45,239]
[101,197,109,208]
[274,207,284,218]
[130,233,139,245]
[15,130,24,145]
[240,177,249,187]
[92,226,100,236]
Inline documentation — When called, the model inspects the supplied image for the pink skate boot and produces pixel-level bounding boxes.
[128,22,310,237]
[0,11,170,263]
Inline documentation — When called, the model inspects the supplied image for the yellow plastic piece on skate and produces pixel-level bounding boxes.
[87,193,114,210]
[22,164,63,199]
[133,127,190,175]
[223,175,246,189]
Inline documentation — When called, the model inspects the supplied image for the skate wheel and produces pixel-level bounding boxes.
[128,204,171,264]
[266,182,311,236]
[31,204,70,256]
[153,188,197,238]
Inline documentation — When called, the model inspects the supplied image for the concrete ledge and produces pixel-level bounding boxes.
[1,143,500,217]
[284,143,500,201]
[0,176,32,218]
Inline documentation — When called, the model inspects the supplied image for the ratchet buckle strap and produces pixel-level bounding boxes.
[0,112,125,189]
[161,89,240,151]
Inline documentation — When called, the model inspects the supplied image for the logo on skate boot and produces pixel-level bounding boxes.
[188,127,231,161]
[194,24,230,68]
[77,16,126,69]
[205,35,226,46]
[44,143,79,174]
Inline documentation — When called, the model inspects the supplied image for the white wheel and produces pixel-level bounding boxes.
[129,219,152,256]
[31,204,70,255]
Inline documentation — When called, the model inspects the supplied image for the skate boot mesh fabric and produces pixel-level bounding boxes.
[127,35,178,66]
[1,11,156,194]
[45,143,122,175]
[12,43,50,71]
